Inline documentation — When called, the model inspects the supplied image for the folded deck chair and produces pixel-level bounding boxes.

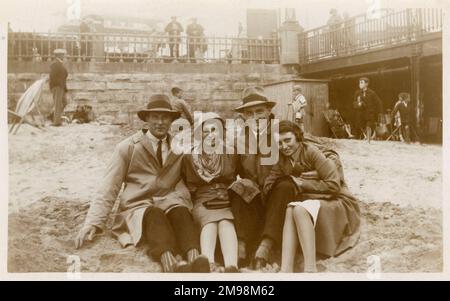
[9,78,47,134]
[323,109,349,139]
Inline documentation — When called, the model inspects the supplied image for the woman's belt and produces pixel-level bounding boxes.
[194,183,231,210]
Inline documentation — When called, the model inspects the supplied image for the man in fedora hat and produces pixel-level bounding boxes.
[49,48,68,126]
[229,86,277,269]
[232,86,347,270]
[75,94,210,273]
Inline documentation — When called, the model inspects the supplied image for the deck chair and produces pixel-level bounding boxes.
[9,78,47,135]
[323,109,350,138]
[386,112,403,141]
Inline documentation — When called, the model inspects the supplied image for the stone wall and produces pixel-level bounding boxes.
[8,61,295,124]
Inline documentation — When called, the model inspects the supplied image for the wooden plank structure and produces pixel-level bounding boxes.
[263,79,330,137]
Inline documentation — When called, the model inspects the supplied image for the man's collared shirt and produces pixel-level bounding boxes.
[146,131,169,165]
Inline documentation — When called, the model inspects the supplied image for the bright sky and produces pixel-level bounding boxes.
[0,0,447,35]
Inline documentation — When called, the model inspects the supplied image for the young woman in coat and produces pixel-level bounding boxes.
[263,120,360,272]
[182,112,240,272]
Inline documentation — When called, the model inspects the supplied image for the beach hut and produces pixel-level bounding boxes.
[263,79,330,137]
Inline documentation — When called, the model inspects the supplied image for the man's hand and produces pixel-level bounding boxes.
[75,225,97,249]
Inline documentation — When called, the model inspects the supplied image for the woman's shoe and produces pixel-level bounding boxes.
[224,266,239,273]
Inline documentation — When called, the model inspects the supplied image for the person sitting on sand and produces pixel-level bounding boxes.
[75,94,210,273]
[72,105,95,124]
[263,120,360,272]
[232,86,350,271]
[182,112,239,272]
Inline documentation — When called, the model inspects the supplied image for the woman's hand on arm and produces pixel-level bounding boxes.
[300,148,341,194]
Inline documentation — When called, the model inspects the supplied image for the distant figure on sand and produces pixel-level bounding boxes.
[353,77,383,142]
[49,49,68,126]
[291,85,308,133]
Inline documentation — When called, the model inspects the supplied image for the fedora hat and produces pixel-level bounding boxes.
[234,86,276,113]
[137,94,181,121]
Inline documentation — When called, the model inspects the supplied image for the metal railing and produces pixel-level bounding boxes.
[299,8,442,64]
[8,31,280,64]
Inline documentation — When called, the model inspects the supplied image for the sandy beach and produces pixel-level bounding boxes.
[7,124,442,273]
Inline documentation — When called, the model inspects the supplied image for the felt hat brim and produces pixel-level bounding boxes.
[137,108,181,121]
[234,100,276,113]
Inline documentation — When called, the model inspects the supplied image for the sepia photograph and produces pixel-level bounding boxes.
[0,0,446,279]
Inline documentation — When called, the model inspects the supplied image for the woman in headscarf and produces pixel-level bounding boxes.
[182,112,239,272]
[263,120,360,273]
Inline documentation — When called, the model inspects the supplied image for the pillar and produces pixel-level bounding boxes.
[279,19,303,65]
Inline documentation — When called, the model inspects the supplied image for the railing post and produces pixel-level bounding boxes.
[133,36,138,63]
[32,30,37,62]
[17,30,22,61]
[271,31,279,64]
[47,30,52,62]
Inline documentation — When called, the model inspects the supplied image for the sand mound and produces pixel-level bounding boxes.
[8,196,441,273]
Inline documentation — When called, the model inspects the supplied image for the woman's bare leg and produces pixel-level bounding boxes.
[200,223,218,264]
[218,220,238,268]
[293,206,317,272]
[280,207,298,273]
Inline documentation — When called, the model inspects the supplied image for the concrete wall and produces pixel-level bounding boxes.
[8,61,294,124]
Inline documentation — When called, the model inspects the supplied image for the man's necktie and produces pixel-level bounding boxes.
[157,140,163,166]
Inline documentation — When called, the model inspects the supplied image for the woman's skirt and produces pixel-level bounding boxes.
[192,199,234,228]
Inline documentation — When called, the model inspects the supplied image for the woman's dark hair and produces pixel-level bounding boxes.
[278,120,304,142]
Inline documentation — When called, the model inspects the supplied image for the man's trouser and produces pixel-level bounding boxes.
[262,178,297,248]
[51,86,67,126]
[230,191,265,257]
[142,206,200,260]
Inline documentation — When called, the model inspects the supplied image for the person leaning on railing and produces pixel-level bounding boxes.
[49,49,68,126]
[186,18,205,63]
[326,8,343,56]
[165,16,183,60]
